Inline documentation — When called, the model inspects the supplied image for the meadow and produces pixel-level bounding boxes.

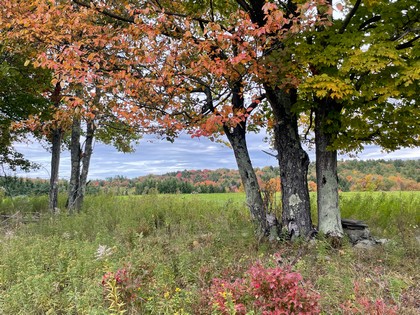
[0,192,419,314]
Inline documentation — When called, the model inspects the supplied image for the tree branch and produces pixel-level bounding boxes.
[236,0,252,12]
[339,0,362,34]
[72,0,135,23]
[247,94,266,113]
[396,34,420,50]
[304,108,314,141]
[262,150,278,159]
[358,15,381,31]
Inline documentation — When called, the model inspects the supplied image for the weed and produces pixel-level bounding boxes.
[0,192,419,314]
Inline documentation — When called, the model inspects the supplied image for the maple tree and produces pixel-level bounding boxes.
[295,0,420,237]
[66,84,143,212]
[0,0,328,237]
[0,1,149,211]
[0,47,52,172]
[7,0,416,242]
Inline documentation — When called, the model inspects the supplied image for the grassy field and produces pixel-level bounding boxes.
[0,192,419,314]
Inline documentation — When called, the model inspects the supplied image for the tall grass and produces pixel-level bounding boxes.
[339,192,420,237]
[0,192,419,314]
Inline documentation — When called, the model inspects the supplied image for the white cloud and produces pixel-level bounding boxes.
[9,131,419,180]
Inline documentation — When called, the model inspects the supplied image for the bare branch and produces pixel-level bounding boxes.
[262,150,278,159]
[72,0,135,23]
[396,34,420,50]
[339,0,362,34]
[358,15,381,31]
[304,108,314,141]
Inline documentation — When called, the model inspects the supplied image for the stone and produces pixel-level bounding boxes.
[354,239,377,250]
[344,227,371,244]
[376,238,389,245]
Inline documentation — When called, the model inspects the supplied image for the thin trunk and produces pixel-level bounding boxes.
[227,79,280,238]
[224,123,279,237]
[67,117,81,214]
[75,120,95,211]
[49,127,62,213]
[266,87,313,239]
[48,82,62,213]
[315,100,343,237]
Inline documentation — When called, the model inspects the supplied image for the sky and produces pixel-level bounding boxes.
[10,130,420,180]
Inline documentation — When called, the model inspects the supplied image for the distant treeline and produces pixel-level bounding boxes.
[1,159,419,197]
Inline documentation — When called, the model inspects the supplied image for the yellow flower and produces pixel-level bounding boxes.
[175,287,181,293]
[164,291,170,299]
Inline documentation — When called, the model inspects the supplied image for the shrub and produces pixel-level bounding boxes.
[102,266,142,313]
[208,263,320,315]
[341,282,398,315]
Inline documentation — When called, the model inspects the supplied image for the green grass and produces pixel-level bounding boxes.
[0,192,419,314]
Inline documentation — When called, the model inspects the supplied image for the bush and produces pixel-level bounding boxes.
[341,282,398,315]
[208,263,320,315]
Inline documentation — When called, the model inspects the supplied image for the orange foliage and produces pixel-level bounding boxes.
[0,0,330,139]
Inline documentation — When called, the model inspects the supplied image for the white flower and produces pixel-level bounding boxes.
[95,244,113,260]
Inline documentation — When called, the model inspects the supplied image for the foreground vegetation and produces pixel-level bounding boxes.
[1,192,419,314]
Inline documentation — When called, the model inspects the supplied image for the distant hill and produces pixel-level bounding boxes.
[1,159,419,197]
[79,159,420,194]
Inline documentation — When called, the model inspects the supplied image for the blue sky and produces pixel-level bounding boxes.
[11,130,420,180]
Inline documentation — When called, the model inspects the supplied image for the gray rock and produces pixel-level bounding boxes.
[375,238,389,245]
[344,227,372,244]
[354,239,377,250]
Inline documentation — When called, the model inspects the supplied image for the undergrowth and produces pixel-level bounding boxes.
[0,192,419,314]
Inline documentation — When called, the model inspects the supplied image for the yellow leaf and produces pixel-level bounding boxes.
[24,60,30,67]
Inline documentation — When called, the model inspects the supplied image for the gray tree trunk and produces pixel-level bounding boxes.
[224,123,278,237]
[221,81,280,238]
[315,100,343,237]
[75,120,95,211]
[67,117,81,214]
[266,88,313,239]
[49,127,62,213]
[48,82,62,213]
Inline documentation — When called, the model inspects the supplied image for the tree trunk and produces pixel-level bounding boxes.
[48,82,62,214]
[75,120,95,211]
[315,100,343,237]
[266,87,313,239]
[222,80,280,238]
[67,117,81,214]
[49,127,62,213]
[224,123,279,237]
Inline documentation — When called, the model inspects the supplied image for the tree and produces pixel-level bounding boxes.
[67,85,142,213]
[1,0,326,239]
[0,47,52,172]
[111,0,327,237]
[1,1,145,212]
[296,0,419,237]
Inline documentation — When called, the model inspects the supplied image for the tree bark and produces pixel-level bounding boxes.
[266,87,313,239]
[222,79,280,238]
[239,0,313,239]
[49,127,62,213]
[48,82,62,213]
[315,99,343,237]
[67,117,81,214]
[224,123,278,237]
[75,119,95,211]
